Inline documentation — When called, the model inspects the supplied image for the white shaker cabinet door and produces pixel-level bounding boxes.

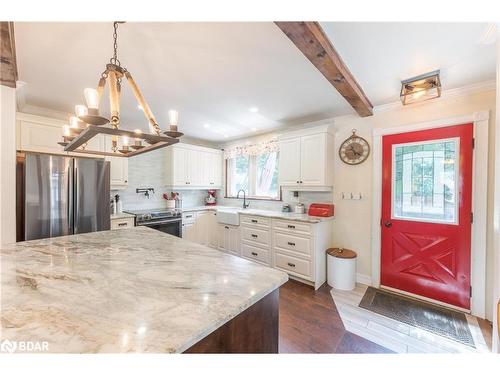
[299,133,326,185]
[172,147,189,186]
[278,138,301,186]
[103,136,128,189]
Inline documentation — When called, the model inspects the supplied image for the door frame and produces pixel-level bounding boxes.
[371,111,489,318]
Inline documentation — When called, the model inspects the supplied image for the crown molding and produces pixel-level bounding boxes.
[373,80,496,114]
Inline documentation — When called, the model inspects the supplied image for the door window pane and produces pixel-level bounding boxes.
[392,138,458,224]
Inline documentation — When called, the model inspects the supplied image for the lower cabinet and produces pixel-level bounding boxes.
[182,210,332,290]
[217,223,240,256]
[110,217,135,230]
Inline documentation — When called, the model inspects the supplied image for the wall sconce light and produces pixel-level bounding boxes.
[400,70,441,105]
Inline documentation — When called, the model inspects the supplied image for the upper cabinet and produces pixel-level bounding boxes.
[165,143,222,189]
[16,113,128,190]
[278,125,335,191]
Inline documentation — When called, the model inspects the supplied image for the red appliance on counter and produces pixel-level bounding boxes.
[308,203,334,217]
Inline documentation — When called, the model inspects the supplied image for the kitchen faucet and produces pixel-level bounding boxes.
[237,189,250,209]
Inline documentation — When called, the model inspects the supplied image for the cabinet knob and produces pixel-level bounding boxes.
[287,262,296,268]
[296,180,299,183]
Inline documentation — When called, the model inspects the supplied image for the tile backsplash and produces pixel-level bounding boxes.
[111,148,208,210]
[112,146,334,212]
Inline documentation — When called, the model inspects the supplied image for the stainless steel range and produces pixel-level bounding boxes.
[125,208,182,237]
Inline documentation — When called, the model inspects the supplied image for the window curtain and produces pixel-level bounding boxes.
[223,140,279,160]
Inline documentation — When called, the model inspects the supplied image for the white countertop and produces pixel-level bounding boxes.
[182,205,334,223]
[0,227,288,353]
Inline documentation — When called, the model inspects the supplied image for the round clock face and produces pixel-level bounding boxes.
[339,133,370,165]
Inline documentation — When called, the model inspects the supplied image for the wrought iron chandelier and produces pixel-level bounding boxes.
[58,22,182,157]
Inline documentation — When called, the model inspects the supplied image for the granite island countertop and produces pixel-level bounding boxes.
[0,227,288,353]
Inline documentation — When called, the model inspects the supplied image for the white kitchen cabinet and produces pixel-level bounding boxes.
[165,144,222,189]
[278,125,335,191]
[17,113,129,190]
[278,138,301,185]
[103,136,129,189]
[17,113,102,156]
[217,223,240,256]
[110,217,135,230]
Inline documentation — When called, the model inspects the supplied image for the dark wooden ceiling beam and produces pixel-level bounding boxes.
[1,22,18,88]
[275,21,373,117]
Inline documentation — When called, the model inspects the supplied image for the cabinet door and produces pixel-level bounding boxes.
[300,133,326,185]
[211,152,223,187]
[173,147,189,186]
[187,149,202,186]
[195,212,212,245]
[228,226,240,255]
[217,223,228,251]
[103,136,129,189]
[278,138,301,185]
[209,212,218,248]
[183,222,196,241]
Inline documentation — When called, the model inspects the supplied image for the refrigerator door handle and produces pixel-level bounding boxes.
[74,166,78,234]
[68,160,74,234]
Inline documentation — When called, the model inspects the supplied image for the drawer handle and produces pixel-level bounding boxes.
[185,215,192,218]
[118,223,128,227]
[251,252,258,256]
[287,242,295,246]
[287,262,296,268]
[225,226,229,229]
[287,225,295,229]
[251,234,258,238]
[251,219,258,223]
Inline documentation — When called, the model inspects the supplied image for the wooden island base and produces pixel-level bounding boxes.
[185,289,279,353]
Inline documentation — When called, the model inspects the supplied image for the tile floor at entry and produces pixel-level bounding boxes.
[331,284,491,353]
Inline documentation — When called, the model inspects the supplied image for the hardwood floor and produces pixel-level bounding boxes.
[279,280,392,353]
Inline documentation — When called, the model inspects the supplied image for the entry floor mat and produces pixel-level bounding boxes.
[359,287,475,348]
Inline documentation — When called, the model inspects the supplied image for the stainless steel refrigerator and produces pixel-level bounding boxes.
[17,152,110,241]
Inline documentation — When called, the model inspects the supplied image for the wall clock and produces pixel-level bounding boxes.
[339,129,370,165]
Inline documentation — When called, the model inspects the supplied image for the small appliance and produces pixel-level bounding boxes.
[295,203,305,214]
[205,189,217,206]
[308,203,335,217]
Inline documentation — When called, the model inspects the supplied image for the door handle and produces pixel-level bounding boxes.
[384,220,392,228]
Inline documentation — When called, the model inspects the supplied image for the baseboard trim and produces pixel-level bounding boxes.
[356,273,372,286]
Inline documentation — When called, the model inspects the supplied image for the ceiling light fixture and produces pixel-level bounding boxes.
[249,106,259,113]
[400,70,441,105]
[58,22,182,157]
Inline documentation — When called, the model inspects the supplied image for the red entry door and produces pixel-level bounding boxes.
[381,124,473,309]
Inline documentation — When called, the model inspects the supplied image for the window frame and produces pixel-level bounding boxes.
[224,153,282,202]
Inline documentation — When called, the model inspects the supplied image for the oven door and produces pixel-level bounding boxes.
[138,219,182,237]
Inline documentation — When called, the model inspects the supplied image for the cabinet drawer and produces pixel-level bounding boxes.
[241,243,270,265]
[240,215,270,228]
[241,226,270,247]
[275,253,312,279]
[111,218,135,230]
[273,220,312,235]
[274,232,311,257]
[182,212,197,223]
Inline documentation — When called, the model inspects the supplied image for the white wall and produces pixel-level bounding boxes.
[332,87,496,320]
[0,85,17,245]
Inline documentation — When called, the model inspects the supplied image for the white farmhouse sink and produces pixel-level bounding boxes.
[216,208,240,226]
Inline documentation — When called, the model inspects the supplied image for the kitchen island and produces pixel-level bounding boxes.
[0,227,288,353]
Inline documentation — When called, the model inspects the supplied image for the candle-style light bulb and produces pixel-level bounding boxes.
[75,105,88,117]
[63,125,70,137]
[84,88,99,109]
[168,110,179,126]
[70,116,79,129]
[122,136,129,146]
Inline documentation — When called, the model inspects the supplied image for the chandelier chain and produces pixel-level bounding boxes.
[110,21,121,66]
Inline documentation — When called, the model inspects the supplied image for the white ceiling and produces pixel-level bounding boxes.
[15,22,495,141]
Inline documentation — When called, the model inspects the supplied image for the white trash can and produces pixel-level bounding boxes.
[327,248,357,290]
